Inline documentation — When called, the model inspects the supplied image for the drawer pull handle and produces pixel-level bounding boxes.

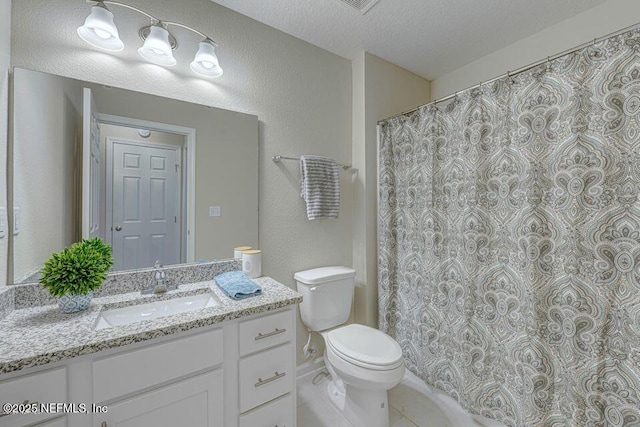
[0,399,37,417]
[255,328,286,341]
[255,371,286,388]
[102,423,108,427]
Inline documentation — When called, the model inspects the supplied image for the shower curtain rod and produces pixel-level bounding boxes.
[378,20,640,124]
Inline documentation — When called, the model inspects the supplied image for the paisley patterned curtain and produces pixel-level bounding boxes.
[378,28,640,427]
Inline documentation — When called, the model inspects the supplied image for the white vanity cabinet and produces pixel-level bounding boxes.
[0,306,297,427]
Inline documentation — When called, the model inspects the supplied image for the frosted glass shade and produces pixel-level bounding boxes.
[138,25,177,67]
[77,5,124,51]
[190,41,223,78]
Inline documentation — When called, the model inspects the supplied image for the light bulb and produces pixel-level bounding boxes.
[93,28,112,40]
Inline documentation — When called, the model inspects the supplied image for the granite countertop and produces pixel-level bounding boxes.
[0,276,302,374]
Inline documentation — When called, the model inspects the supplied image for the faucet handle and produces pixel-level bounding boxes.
[153,261,165,280]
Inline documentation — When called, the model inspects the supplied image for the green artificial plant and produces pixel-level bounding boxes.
[41,238,114,297]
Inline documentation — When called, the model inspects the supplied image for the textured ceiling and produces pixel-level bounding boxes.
[211,0,607,80]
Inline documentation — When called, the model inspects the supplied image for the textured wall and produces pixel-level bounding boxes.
[352,52,430,328]
[10,0,352,365]
[0,0,10,286]
[431,0,640,99]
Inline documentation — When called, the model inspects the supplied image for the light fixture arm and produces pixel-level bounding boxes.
[94,0,155,20]
[163,22,218,46]
[89,0,218,46]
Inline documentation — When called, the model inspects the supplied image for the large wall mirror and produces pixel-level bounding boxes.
[9,68,259,284]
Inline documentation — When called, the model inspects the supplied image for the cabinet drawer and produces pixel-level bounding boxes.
[93,328,223,402]
[239,344,294,412]
[239,393,294,427]
[239,310,292,356]
[96,369,223,427]
[0,367,67,427]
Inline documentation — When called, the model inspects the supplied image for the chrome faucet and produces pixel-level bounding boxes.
[142,261,178,294]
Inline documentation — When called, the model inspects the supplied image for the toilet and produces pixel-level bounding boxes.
[295,266,405,427]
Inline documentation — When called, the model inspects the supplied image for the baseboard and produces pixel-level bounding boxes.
[296,356,326,380]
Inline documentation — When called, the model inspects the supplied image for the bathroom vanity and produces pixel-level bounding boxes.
[0,267,301,427]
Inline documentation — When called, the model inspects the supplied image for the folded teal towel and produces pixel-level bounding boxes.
[214,270,262,300]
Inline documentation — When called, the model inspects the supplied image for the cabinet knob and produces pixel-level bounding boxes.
[115,226,122,231]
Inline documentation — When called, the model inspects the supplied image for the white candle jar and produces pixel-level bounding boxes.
[242,250,262,279]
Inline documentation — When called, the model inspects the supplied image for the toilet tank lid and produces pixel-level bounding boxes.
[294,266,356,285]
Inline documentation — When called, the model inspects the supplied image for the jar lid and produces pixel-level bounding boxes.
[243,250,262,255]
[234,246,252,251]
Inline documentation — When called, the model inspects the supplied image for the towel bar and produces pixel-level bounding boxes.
[272,154,352,170]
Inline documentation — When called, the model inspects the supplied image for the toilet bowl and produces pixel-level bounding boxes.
[322,324,405,427]
[295,267,405,427]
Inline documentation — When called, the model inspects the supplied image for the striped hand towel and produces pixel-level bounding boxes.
[300,155,340,220]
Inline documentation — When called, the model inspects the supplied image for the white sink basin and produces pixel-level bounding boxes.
[95,293,218,330]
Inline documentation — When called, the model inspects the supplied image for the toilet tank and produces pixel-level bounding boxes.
[295,266,356,332]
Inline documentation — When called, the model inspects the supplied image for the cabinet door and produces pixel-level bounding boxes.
[96,369,223,427]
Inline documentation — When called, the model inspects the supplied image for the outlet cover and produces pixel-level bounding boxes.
[209,206,221,217]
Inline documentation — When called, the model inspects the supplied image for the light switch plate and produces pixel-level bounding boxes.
[209,206,221,217]
[0,208,6,238]
[13,207,20,236]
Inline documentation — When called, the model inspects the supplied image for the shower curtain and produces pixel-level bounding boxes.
[378,28,640,427]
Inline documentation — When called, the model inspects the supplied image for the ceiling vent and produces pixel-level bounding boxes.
[339,0,383,14]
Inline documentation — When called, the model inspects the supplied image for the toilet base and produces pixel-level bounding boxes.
[344,386,390,427]
[326,378,346,410]
[326,379,391,427]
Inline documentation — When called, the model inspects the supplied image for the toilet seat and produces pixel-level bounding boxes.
[326,324,403,371]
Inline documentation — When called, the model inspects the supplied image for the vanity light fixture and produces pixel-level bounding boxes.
[77,1,223,78]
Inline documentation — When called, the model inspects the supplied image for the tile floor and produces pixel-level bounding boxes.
[297,362,506,427]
